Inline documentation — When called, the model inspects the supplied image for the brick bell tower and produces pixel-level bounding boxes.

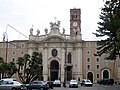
[70,8,81,37]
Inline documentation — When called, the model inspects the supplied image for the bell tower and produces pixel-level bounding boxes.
[70,8,81,36]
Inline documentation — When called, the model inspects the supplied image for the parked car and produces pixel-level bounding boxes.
[0,78,27,90]
[97,78,114,85]
[69,79,78,88]
[81,79,93,87]
[46,81,53,89]
[26,81,49,90]
[53,80,61,87]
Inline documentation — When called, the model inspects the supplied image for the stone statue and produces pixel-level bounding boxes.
[57,20,61,27]
[50,22,54,28]
[63,28,65,34]
[30,28,33,35]
[44,28,48,34]
[36,29,40,36]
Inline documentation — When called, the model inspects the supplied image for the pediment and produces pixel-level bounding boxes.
[43,35,65,42]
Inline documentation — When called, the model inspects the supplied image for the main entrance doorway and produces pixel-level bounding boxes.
[50,60,59,81]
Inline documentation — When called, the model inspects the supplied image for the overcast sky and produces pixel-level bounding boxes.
[0,0,104,41]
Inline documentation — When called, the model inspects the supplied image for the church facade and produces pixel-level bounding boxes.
[0,8,120,83]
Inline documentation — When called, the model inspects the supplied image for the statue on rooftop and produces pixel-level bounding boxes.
[50,20,61,28]
[30,28,33,35]
[36,29,40,36]
[63,28,65,34]
[44,28,48,34]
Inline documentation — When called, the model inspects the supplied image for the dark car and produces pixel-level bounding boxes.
[97,78,114,85]
[46,81,53,89]
[0,78,27,90]
[26,81,49,90]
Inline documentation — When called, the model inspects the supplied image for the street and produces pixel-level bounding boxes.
[52,84,120,90]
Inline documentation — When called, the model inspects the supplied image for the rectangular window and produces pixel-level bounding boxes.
[97,74,99,78]
[86,50,91,55]
[87,57,90,62]
[87,65,90,70]
[21,43,25,48]
[12,43,17,48]
[96,65,100,70]
[12,58,15,61]
[96,57,100,62]
[12,51,16,56]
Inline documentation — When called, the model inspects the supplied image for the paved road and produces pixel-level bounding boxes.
[52,84,120,90]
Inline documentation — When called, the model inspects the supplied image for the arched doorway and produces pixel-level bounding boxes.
[50,60,59,81]
[87,72,93,83]
[103,70,109,79]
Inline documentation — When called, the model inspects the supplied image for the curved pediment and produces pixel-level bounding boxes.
[43,35,65,42]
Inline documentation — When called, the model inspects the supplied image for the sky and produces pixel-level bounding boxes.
[0,0,104,41]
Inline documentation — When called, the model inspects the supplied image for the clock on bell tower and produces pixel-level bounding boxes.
[70,8,81,36]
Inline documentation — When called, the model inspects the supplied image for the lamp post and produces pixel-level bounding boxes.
[3,32,8,63]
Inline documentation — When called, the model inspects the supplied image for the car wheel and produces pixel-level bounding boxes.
[11,88,17,90]
[41,88,44,90]
[27,89,32,90]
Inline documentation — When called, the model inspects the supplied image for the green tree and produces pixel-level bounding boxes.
[16,52,43,84]
[0,57,17,78]
[6,61,17,78]
[93,0,120,60]
[0,57,4,79]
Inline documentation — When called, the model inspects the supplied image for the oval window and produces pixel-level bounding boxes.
[52,49,58,57]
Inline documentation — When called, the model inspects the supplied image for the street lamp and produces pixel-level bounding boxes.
[3,32,8,63]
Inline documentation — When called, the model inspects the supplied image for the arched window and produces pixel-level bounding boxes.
[67,53,72,63]
[103,70,109,79]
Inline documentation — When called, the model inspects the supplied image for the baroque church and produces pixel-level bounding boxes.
[0,8,120,83]
[28,8,82,82]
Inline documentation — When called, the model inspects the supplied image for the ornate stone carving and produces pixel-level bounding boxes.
[30,28,33,35]
[50,20,61,28]
[63,28,65,34]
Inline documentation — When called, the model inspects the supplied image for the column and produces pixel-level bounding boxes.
[43,46,48,81]
[61,48,65,82]
[48,64,50,81]
[76,47,83,80]
[58,64,61,80]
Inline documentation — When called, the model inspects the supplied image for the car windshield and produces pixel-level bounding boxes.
[30,81,43,84]
[71,80,77,82]
[86,80,90,82]
[55,80,60,82]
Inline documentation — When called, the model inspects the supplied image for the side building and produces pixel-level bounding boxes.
[0,8,120,83]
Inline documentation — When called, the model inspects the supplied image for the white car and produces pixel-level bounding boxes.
[0,78,27,90]
[81,79,92,87]
[69,80,78,88]
[53,80,61,87]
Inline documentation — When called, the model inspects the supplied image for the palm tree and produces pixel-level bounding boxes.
[16,52,43,84]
